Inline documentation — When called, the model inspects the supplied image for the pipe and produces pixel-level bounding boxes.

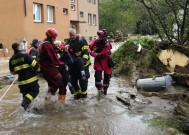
[24,0,27,16]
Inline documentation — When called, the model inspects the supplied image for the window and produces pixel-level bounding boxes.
[47,6,54,23]
[88,0,91,3]
[33,3,42,22]
[92,0,96,4]
[70,0,75,3]
[93,14,96,25]
[80,11,84,17]
[0,43,3,49]
[71,5,75,11]
[63,8,68,15]
[88,13,92,25]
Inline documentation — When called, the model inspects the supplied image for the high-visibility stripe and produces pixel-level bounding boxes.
[82,45,89,50]
[18,76,38,85]
[25,94,33,101]
[84,60,91,67]
[83,54,89,59]
[36,67,40,72]
[74,90,81,96]
[75,51,82,56]
[32,56,37,58]
[14,64,31,72]
[57,46,63,52]
[80,90,87,95]
[31,60,37,67]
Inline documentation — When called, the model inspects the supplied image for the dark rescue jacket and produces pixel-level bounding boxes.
[27,46,39,60]
[66,36,91,67]
[9,50,40,86]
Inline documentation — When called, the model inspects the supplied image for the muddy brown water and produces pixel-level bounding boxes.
[0,48,169,135]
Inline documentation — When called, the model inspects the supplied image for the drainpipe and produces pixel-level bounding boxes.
[77,0,79,33]
[24,0,27,16]
[98,0,99,30]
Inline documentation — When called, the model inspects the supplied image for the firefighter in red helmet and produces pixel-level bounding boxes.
[89,29,113,97]
[38,28,67,101]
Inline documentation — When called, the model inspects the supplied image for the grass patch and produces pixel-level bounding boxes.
[149,117,185,135]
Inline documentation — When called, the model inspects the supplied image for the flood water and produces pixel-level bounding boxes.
[0,44,166,135]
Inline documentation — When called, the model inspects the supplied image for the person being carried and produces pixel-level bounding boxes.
[89,29,113,97]
[38,28,67,101]
[54,40,75,94]
[9,42,40,110]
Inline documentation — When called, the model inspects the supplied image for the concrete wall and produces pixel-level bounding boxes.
[0,0,25,56]
[78,0,99,42]
[0,0,99,56]
[69,0,78,21]
[0,0,70,56]
[24,0,70,47]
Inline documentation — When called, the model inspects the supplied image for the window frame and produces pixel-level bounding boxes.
[88,13,92,25]
[92,0,96,4]
[71,4,75,11]
[47,5,54,23]
[33,3,42,22]
[93,14,96,25]
[63,8,68,15]
[70,0,75,3]
[80,11,84,17]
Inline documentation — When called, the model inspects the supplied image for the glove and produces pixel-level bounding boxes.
[90,51,96,57]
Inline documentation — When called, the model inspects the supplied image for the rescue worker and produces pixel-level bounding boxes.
[27,38,39,60]
[9,42,40,110]
[89,29,113,96]
[38,28,67,101]
[65,28,91,99]
[54,40,75,94]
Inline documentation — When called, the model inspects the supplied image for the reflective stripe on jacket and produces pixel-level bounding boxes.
[9,51,40,85]
[67,36,91,67]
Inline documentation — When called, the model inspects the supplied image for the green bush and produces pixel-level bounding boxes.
[112,36,158,75]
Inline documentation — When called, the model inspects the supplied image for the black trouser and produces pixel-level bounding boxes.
[95,70,111,93]
[70,67,90,99]
[71,57,85,72]
[19,82,39,107]
[59,65,70,85]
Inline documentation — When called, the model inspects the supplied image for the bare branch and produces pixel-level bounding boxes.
[149,1,173,43]
[180,0,189,44]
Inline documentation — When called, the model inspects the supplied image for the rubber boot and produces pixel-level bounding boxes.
[98,90,105,98]
[58,95,66,101]
[21,98,31,110]
[104,90,107,95]
[73,90,80,100]
[68,85,75,94]
[80,93,87,98]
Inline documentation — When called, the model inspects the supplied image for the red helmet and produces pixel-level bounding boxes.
[97,29,108,37]
[46,28,58,38]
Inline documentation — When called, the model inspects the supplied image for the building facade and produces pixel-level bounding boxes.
[70,0,99,41]
[0,0,99,57]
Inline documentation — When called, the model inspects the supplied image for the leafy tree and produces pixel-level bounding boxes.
[99,0,140,36]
